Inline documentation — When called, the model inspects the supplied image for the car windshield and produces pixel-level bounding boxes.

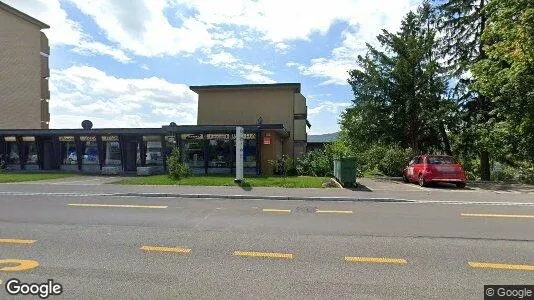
[427,156,456,165]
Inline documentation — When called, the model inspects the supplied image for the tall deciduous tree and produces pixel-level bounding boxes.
[471,0,534,163]
[435,0,492,180]
[342,4,451,154]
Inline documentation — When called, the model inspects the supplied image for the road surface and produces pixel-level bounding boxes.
[0,185,533,299]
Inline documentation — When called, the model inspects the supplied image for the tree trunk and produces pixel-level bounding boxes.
[479,150,491,181]
[439,122,453,156]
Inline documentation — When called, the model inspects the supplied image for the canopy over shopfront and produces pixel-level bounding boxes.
[0,124,289,175]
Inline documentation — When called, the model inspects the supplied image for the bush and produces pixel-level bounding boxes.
[166,146,192,180]
[268,155,297,177]
[377,146,412,177]
[0,154,6,170]
[295,150,333,177]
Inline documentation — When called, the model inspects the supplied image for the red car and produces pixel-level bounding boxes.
[402,155,467,188]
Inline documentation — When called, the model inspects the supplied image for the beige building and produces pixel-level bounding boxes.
[0,1,50,129]
[191,83,309,174]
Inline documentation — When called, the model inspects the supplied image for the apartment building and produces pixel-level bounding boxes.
[0,1,50,129]
[192,83,310,173]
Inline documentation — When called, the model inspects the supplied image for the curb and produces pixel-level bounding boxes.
[111,192,411,202]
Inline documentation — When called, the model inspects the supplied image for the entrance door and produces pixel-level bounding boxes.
[43,141,55,170]
[124,141,138,172]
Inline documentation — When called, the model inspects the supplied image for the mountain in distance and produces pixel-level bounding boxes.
[307,132,339,143]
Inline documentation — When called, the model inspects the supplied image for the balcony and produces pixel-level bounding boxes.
[40,32,50,55]
[41,56,49,78]
[40,78,50,100]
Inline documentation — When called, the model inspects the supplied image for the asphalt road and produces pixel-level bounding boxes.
[0,192,533,299]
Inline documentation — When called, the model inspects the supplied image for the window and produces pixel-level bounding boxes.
[60,138,77,165]
[6,142,19,165]
[80,137,98,165]
[146,141,163,165]
[427,156,456,165]
[142,136,163,166]
[207,134,231,168]
[233,138,256,168]
[183,140,204,168]
[103,141,121,165]
[24,142,38,165]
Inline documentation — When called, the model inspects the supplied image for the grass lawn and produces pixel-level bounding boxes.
[0,171,78,183]
[115,175,329,188]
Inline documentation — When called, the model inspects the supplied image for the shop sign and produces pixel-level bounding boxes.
[181,134,203,140]
[80,136,96,142]
[3,136,16,142]
[59,136,75,142]
[22,136,35,142]
[207,134,229,140]
[263,137,271,145]
[231,133,256,140]
[143,135,161,142]
[101,135,118,142]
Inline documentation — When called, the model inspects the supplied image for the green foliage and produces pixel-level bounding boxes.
[166,146,192,180]
[343,3,453,155]
[0,154,6,170]
[378,146,413,177]
[268,155,297,177]
[295,150,333,177]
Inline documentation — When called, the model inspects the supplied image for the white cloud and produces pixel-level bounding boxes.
[49,65,198,128]
[3,0,131,63]
[199,51,275,83]
[308,101,351,116]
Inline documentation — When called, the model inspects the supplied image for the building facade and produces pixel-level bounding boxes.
[0,1,50,129]
[0,83,309,176]
[193,83,309,174]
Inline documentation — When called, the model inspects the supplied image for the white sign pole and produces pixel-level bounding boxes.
[235,126,244,183]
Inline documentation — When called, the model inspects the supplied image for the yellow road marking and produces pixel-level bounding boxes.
[461,213,534,219]
[469,262,534,271]
[0,239,36,245]
[140,246,191,253]
[0,259,39,272]
[234,251,293,259]
[68,203,168,209]
[262,209,291,213]
[316,210,353,214]
[345,256,407,264]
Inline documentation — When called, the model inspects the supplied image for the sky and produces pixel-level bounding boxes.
[7,0,419,135]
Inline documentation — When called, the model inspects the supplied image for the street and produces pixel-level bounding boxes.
[0,181,533,299]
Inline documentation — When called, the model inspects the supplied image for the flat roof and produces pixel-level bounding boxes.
[190,83,301,93]
[0,1,50,29]
[0,124,290,137]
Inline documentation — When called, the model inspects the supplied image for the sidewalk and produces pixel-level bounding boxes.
[1,179,534,204]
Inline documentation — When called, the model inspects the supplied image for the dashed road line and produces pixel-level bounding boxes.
[141,246,191,254]
[316,210,353,214]
[0,239,37,245]
[461,213,534,219]
[262,208,291,213]
[345,256,407,264]
[68,203,168,209]
[234,251,293,259]
[468,262,534,271]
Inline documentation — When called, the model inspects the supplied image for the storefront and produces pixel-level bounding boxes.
[0,124,288,175]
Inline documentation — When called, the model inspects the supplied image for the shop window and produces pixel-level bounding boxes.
[182,134,204,168]
[24,142,38,165]
[103,141,121,165]
[6,142,19,165]
[243,139,257,168]
[80,137,98,165]
[60,138,77,165]
[142,136,163,166]
[207,135,231,168]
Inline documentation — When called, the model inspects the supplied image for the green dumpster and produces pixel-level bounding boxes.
[334,157,357,187]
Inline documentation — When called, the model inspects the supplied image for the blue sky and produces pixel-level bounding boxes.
[8,0,418,135]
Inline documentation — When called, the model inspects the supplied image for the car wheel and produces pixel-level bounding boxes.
[456,182,466,189]
[402,174,409,183]
[418,174,427,187]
